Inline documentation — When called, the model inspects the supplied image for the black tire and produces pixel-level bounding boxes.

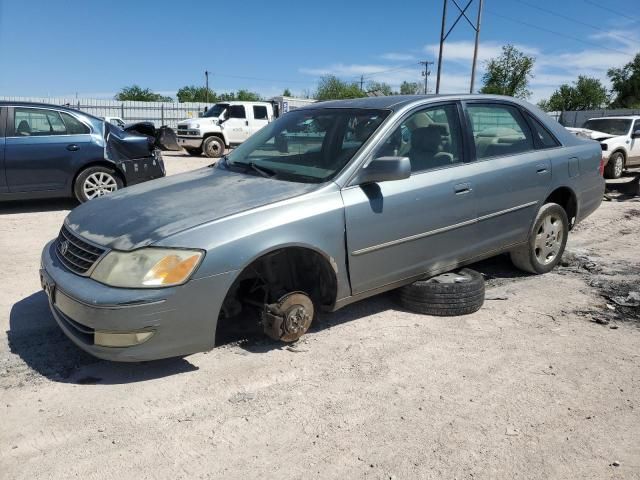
[185,147,203,156]
[203,136,225,158]
[510,202,569,274]
[396,268,485,316]
[73,166,123,203]
[604,151,625,179]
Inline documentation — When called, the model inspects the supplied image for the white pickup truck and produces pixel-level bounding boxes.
[567,116,640,178]
[176,101,274,158]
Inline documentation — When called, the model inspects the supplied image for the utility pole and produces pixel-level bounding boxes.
[205,70,210,103]
[469,0,484,93]
[435,0,484,94]
[420,61,434,94]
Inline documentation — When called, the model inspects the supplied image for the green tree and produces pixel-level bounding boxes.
[608,53,640,108]
[115,85,172,102]
[282,88,292,97]
[315,75,366,101]
[176,85,216,102]
[217,89,263,101]
[479,44,535,99]
[539,76,608,111]
[400,81,421,95]
[366,81,394,96]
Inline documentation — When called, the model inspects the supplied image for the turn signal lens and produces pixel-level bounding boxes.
[142,254,201,286]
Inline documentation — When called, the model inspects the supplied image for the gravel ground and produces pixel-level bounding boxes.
[1,153,639,479]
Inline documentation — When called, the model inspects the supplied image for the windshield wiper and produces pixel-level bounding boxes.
[233,161,276,178]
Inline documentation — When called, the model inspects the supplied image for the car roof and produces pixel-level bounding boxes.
[586,116,640,120]
[0,100,102,121]
[299,94,530,111]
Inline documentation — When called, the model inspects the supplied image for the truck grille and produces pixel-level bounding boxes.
[56,226,106,275]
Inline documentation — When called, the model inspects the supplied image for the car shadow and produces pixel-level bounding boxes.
[7,291,197,385]
[605,171,640,200]
[0,198,77,214]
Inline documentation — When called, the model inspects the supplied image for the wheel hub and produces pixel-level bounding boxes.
[262,292,314,342]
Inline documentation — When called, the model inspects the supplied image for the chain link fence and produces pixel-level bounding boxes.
[558,109,640,128]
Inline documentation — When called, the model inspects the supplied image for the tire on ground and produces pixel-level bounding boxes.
[510,202,569,274]
[185,147,203,156]
[73,165,123,203]
[604,151,625,179]
[203,136,225,158]
[396,268,485,316]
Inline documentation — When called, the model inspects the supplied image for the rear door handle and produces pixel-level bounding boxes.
[454,182,472,195]
[66,144,79,151]
[536,163,548,174]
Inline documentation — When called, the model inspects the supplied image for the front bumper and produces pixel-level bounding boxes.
[177,136,204,149]
[40,240,238,362]
[118,151,166,187]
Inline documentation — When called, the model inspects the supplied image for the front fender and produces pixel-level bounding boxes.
[154,184,351,301]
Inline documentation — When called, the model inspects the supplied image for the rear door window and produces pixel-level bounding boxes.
[14,108,69,136]
[466,104,534,159]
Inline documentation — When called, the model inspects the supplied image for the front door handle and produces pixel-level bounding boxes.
[66,144,79,151]
[454,182,472,195]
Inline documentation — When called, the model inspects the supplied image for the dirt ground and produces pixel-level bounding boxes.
[1,152,639,480]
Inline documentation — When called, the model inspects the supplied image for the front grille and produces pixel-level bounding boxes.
[56,226,106,275]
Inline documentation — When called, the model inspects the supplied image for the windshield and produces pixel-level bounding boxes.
[203,103,229,118]
[222,108,389,183]
[582,118,632,136]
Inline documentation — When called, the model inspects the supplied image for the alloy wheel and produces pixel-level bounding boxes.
[83,172,118,199]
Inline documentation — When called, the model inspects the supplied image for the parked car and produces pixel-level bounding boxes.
[40,95,605,361]
[0,102,166,202]
[567,116,640,178]
[103,116,126,129]
[176,101,275,158]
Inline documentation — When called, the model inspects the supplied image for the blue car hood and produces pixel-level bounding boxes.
[65,167,318,250]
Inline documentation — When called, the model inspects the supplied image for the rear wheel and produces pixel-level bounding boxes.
[203,136,225,158]
[184,147,203,156]
[73,166,123,203]
[604,151,625,179]
[510,203,568,274]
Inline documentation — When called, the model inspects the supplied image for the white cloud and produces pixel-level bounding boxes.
[380,52,417,61]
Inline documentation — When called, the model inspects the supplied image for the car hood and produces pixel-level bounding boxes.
[65,167,318,250]
[566,127,618,141]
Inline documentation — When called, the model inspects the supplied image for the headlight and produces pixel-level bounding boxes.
[91,248,204,288]
[193,123,200,128]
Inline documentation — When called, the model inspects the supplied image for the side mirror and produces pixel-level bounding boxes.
[354,156,411,185]
[632,129,640,139]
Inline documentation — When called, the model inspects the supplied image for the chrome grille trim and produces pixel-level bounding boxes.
[55,226,107,275]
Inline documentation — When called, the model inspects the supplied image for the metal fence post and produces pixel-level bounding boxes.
[121,103,125,121]
[161,104,165,125]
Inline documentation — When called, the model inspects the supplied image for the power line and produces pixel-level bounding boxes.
[485,9,633,57]
[359,63,420,80]
[213,73,312,85]
[514,0,634,44]
[582,0,639,23]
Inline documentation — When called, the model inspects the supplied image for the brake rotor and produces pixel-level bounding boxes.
[262,292,314,342]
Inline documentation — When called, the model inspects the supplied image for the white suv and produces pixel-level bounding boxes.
[176,101,274,158]
[568,116,640,178]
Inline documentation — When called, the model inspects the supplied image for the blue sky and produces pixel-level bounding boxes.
[0,0,638,102]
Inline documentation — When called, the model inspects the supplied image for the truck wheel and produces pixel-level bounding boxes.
[510,202,569,274]
[262,292,314,342]
[396,269,485,316]
[185,147,203,156]
[74,166,123,203]
[203,136,225,158]
[604,152,625,179]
